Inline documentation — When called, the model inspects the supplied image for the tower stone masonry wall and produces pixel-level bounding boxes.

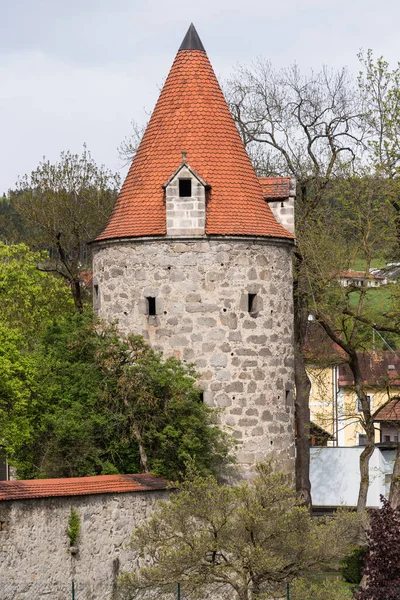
[93,237,295,475]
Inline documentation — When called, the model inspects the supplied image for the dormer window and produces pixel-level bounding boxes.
[164,160,207,236]
[179,179,192,197]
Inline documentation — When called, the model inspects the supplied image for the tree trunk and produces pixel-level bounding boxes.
[294,337,312,507]
[389,442,400,509]
[130,420,149,473]
[357,441,375,512]
[70,277,83,313]
[347,352,375,513]
[293,267,312,507]
[55,233,83,313]
[318,319,375,512]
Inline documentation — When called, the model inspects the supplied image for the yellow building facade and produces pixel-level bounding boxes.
[308,352,400,447]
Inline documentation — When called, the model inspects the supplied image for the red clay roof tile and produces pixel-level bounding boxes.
[339,352,400,387]
[259,177,291,199]
[0,474,168,501]
[374,397,400,422]
[96,39,293,241]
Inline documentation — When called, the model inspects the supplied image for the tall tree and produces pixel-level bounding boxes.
[0,242,73,343]
[116,462,361,600]
[302,174,399,511]
[226,61,364,505]
[358,51,400,239]
[12,146,120,311]
[4,314,235,480]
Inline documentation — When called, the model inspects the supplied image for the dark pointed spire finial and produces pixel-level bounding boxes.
[179,23,206,52]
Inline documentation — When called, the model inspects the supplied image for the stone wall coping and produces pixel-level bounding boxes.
[90,234,295,248]
[0,473,169,502]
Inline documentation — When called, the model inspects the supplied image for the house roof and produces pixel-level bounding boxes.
[303,322,346,365]
[304,324,400,387]
[310,421,334,440]
[96,25,293,242]
[338,352,400,387]
[0,474,168,502]
[374,397,400,422]
[338,270,384,280]
[258,177,291,199]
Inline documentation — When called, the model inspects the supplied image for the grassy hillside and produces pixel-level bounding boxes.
[349,286,394,313]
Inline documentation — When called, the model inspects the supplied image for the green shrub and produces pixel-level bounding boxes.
[291,576,353,600]
[340,546,367,584]
[66,507,80,546]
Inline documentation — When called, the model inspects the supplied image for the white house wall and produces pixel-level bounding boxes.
[310,446,395,507]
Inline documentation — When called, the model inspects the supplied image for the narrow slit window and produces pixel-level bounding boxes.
[285,388,291,405]
[248,293,257,313]
[179,179,192,197]
[147,297,156,316]
[93,284,100,312]
[199,391,204,403]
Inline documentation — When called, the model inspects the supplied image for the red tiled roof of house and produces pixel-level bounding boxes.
[303,322,347,365]
[96,27,293,242]
[0,474,169,502]
[339,352,400,387]
[374,397,400,422]
[338,270,384,280]
[258,177,291,199]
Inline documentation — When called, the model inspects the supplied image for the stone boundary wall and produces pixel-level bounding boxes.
[0,489,168,600]
[93,237,295,475]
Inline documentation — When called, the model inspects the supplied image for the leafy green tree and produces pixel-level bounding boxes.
[358,51,400,177]
[0,242,73,343]
[12,146,120,311]
[0,324,39,473]
[116,462,362,600]
[96,330,234,478]
[291,577,352,600]
[6,314,234,480]
[0,194,34,245]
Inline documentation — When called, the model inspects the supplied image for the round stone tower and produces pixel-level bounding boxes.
[92,24,295,475]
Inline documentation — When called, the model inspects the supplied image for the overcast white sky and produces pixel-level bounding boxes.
[1,0,399,194]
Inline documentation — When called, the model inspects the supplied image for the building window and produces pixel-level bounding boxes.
[358,434,367,446]
[356,394,371,413]
[248,293,257,314]
[179,179,192,197]
[146,297,156,316]
[93,284,100,312]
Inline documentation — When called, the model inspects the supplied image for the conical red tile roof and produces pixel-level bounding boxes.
[97,28,293,242]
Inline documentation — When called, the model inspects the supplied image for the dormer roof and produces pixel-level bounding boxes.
[163,158,208,189]
[96,25,294,242]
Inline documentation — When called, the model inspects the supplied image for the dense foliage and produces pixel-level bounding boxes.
[0,242,74,342]
[2,313,234,480]
[117,462,362,600]
[355,497,400,600]
[340,546,367,585]
[292,577,352,600]
[12,146,120,310]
